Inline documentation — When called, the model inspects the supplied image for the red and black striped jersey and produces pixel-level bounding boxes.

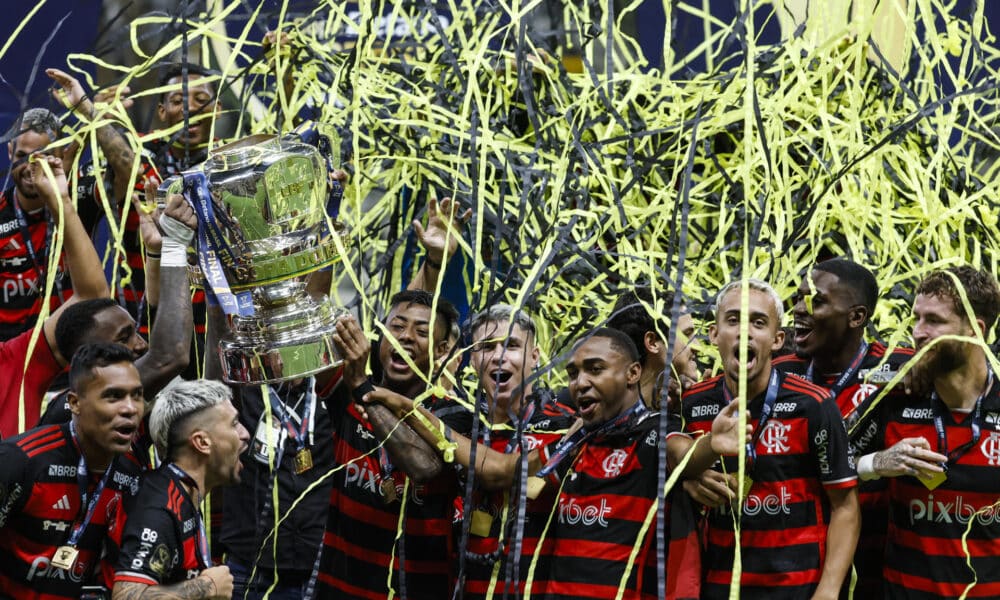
[458,391,575,600]
[0,188,72,342]
[0,424,141,599]
[773,342,915,449]
[678,371,857,599]
[114,466,205,587]
[881,379,1000,599]
[1,327,63,439]
[774,342,912,598]
[533,408,701,600]
[317,388,472,600]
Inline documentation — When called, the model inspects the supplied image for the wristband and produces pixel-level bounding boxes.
[424,255,442,270]
[857,453,879,481]
[159,212,195,268]
[351,379,375,403]
[145,251,161,260]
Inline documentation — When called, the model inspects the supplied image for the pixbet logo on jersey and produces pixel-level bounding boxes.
[909,494,1000,526]
[558,497,611,527]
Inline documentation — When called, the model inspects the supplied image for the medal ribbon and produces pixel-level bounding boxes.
[805,340,869,398]
[165,463,212,569]
[65,421,114,549]
[932,369,994,465]
[265,377,317,468]
[722,369,780,472]
[12,199,62,299]
[182,172,254,317]
[534,400,647,480]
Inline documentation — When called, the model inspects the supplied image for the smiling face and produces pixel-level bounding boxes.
[7,129,53,209]
[792,270,863,360]
[471,321,540,416]
[70,361,144,468]
[710,286,785,397]
[566,335,641,428]
[378,302,449,395]
[157,75,218,149]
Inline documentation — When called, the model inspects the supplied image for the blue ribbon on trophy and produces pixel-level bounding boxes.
[183,171,255,317]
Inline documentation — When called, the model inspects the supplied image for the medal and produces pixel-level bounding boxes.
[740,474,754,501]
[380,477,398,504]
[294,448,313,474]
[920,469,947,491]
[51,545,79,570]
[526,476,546,500]
[471,510,494,537]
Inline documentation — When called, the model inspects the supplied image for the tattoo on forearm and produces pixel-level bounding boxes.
[114,578,213,600]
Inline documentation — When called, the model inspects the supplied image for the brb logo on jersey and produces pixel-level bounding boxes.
[980,432,1000,466]
[602,450,628,477]
[759,421,791,454]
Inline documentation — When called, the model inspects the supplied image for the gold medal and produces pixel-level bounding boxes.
[920,469,947,491]
[380,477,398,504]
[526,476,546,500]
[740,474,754,501]
[470,510,494,537]
[51,545,79,570]
[294,448,313,474]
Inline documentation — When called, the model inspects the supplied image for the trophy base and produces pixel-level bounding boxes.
[219,296,348,384]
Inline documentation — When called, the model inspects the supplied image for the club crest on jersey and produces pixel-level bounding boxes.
[759,421,791,454]
[602,449,629,477]
[980,432,1000,466]
[849,383,879,408]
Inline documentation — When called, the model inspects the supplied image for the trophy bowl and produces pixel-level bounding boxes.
[162,134,349,384]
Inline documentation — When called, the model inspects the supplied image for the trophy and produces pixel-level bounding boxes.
[161,133,348,384]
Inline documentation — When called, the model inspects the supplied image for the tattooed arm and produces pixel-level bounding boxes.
[112,566,232,600]
[47,68,138,204]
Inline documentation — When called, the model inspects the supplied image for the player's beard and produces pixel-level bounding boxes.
[916,338,967,379]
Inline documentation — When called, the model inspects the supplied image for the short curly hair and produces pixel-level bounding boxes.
[916,266,1000,331]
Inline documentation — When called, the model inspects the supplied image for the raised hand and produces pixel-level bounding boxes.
[412,197,472,266]
[46,68,88,112]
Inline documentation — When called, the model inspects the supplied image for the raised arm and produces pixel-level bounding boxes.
[332,315,444,482]
[135,191,196,398]
[47,68,137,204]
[31,155,109,365]
[407,197,471,292]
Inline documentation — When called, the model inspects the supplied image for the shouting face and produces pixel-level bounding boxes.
[566,335,641,429]
[471,321,540,416]
[710,286,785,397]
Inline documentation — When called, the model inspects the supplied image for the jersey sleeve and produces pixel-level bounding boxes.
[811,393,857,488]
[114,503,181,586]
[0,442,29,528]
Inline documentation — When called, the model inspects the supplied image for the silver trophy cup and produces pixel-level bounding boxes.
[162,134,348,384]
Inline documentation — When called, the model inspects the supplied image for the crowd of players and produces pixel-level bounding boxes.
[0,55,999,600]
